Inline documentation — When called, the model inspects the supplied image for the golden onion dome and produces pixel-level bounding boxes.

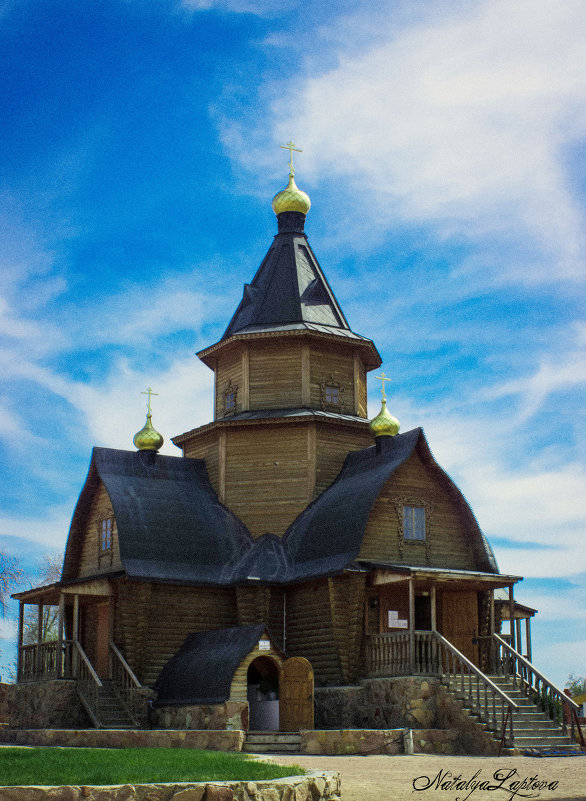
[133,412,164,452]
[272,174,311,216]
[369,398,400,438]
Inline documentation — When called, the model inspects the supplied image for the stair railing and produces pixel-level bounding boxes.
[493,634,583,744]
[73,640,102,728]
[109,641,142,726]
[433,632,518,747]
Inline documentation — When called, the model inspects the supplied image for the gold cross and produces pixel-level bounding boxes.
[280,140,302,177]
[375,372,392,401]
[141,386,158,415]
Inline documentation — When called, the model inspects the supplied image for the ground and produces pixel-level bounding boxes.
[270,753,586,801]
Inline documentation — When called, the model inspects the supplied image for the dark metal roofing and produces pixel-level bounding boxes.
[63,427,498,586]
[222,222,351,338]
[154,624,276,705]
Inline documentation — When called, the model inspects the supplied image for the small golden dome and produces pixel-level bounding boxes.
[369,399,400,438]
[272,174,311,216]
[133,413,164,452]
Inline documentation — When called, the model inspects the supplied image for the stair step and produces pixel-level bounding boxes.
[245,732,301,753]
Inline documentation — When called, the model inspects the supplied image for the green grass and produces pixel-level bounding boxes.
[0,747,305,786]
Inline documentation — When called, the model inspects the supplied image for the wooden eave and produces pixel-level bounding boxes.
[366,564,522,591]
[196,328,382,371]
[13,575,117,604]
[172,409,371,446]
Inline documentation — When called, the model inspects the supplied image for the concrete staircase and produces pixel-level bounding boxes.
[480,674,581,754]
[244,732,301,754]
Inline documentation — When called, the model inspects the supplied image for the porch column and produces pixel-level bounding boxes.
[16,602,24,682]
[525,618,532,662]
[72,594,80,677]
[508,585,516,651]
[35,602,44,679]
[489,589,496,672]
[408,577,415,673]
[57,593,65,679]
[430,584,437,631]
[515,618,522,657]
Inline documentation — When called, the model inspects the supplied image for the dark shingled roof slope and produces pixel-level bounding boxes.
[62,428,497,586]
[154,624,276,705]
[62,448,253,584]
[222,212,351,338]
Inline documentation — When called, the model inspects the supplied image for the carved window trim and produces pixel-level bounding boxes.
[392,496,433,562]
[319,374,345,412]
[98,510,114,567]
[223,380,238,416]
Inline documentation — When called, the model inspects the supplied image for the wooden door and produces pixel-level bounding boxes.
[441,591,479,666]
[279,657,314,731]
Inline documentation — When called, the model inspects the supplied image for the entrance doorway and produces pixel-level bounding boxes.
[279,656,314,732]
[441,590,479,666]
[247,656,280,731]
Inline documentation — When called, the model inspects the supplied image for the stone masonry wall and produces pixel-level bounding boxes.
[153,703,249,732]
[0,681,89,729]
[0,770,340,801]
[314,677,498,755]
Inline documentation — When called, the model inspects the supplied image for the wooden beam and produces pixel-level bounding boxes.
[508,585,516,651]
[430,583,437,631]
[301,343,310,407]
[72,594,80,677]
[17,602,24,682]
[353,353,361,415]
[516,618,522,657]
[57,593,65,679]
[409,577,415,673]
[218,430,227,503]
[525,617,532,663]
[241,344,250,411]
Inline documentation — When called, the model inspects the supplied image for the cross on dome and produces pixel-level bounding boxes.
[375,372,392,401]
[141,386,158,416]
[280,140,302,177]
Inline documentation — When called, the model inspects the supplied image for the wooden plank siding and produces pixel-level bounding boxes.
[78,483,122,578]
[183,430,221,495]
[283,580,341,686]
[113,580,237,686]
[224,424,311,537]
[315,423,372,496]
[309,342,356,415]
[248,340,303,410]
[358,449,480,571]
[215,344,243,419]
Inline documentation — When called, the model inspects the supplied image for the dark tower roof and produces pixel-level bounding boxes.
[222,211,352,339]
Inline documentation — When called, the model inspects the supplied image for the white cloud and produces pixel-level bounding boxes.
[229,0,586,282]
[0,507,71,550]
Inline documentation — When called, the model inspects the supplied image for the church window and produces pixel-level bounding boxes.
[100,517,113,551]
[403,505,426,541]
[324,385,339,404]
[223,381,238,415]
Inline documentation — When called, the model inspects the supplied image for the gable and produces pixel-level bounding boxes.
[358,444,493,572]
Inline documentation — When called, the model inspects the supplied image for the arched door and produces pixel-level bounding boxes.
[279,656,314,731]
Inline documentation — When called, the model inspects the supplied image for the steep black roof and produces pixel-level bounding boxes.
[154,624,276,705]
[63,428,498,586]
[62,447,253,584]
[222,211,351,338]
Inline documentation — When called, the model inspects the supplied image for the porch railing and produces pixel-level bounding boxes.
[18,640,73,682]
[109,641,142,726]
[366,631,517,746]
[73,640,102,728]
[493,633,583,745]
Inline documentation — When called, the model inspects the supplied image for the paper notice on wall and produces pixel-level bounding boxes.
[258,639,270,650]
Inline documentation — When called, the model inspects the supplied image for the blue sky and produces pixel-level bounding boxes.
[0,0,584,687]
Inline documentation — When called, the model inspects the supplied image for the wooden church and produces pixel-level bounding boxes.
[14,152,544,736]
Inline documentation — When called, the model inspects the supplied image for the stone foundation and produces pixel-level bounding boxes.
[0,770,339,801]
[314,677,499,755]
[299,727,475,755]
[154,703,249,732]
[0,729,246,751]
[0,681,89,729]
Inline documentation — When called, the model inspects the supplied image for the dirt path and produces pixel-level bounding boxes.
[269,753,586,801]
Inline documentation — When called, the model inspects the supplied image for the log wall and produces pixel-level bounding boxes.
[215,344,243,418]
[248,340,303,410]
[114,581,237,686]
[309,342,357,416]
[358,449,480,571]
[315,423,372,496]
[183,430,220,493]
